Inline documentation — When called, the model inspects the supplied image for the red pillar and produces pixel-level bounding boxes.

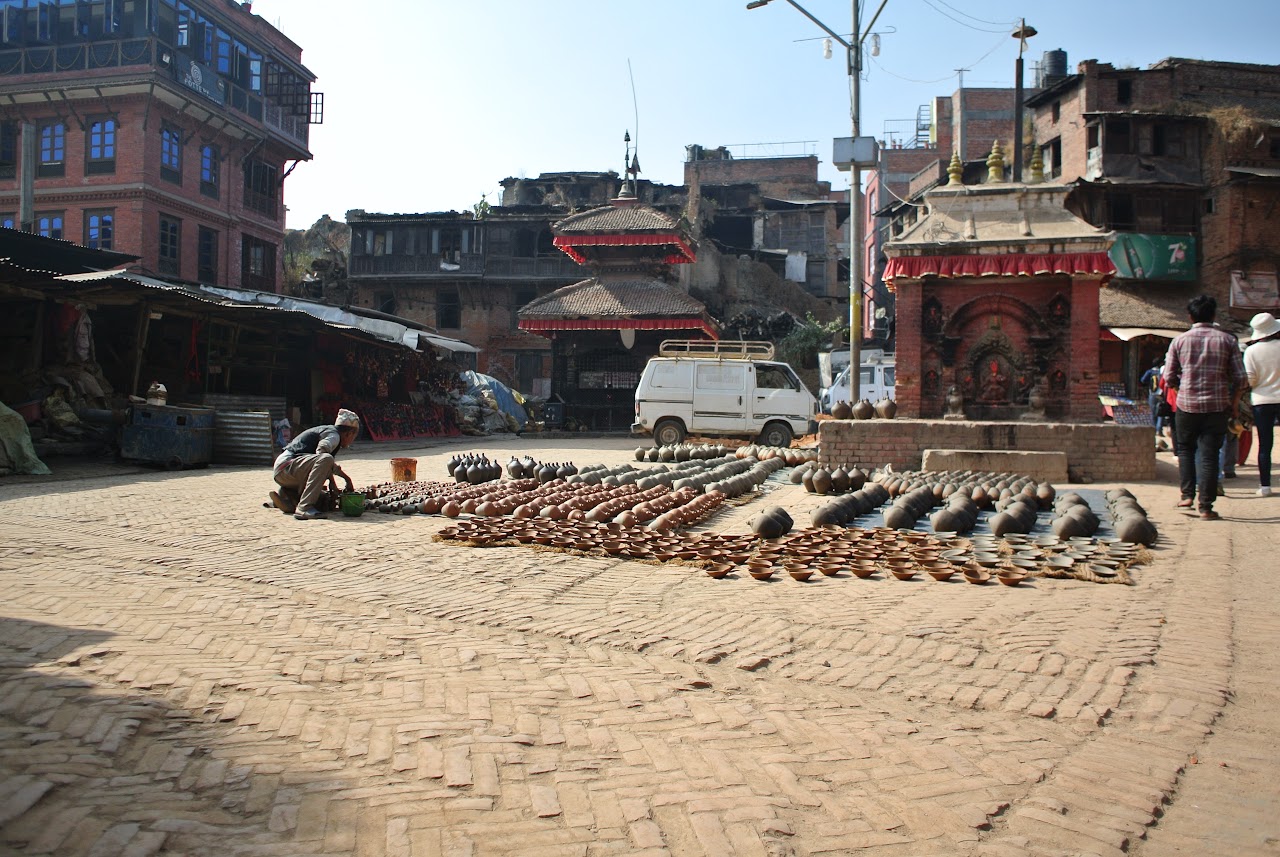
[894,277,923,417]
[1067,275,1102,421]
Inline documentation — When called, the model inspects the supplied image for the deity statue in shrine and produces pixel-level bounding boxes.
[979,358,1009,403]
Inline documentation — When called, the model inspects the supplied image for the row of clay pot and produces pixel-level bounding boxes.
[363,478,541,513]
[874,469,1055,511]
[796,463,871,495]
[1105,488,1158,546]
[734,446,818,466]
[437,514,1142,585]
[810,482,891,527]
[830,398,897,420]
[634,443,735,462]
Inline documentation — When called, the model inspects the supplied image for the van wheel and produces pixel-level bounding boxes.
[653,419,686,446]
[758,422,792,449]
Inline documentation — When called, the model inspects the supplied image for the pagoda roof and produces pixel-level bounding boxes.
[554,204,680,234]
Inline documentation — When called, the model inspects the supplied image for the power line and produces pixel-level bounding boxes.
[929,0,1014,28]
[868,31,1006,84]
[919,0,1010,34]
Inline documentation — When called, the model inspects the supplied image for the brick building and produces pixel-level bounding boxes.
[0,0,318,292]
[1027,57,1280,391]
[684,145,842,303]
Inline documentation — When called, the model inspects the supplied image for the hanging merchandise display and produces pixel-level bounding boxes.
[319,338,464,441]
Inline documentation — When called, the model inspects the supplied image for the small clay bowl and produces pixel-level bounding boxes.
[601,540,627,554]
[817,562,844,577]
[996,571,1027,587]
[850,562,878,579]
[926,568,955,581]
[973,554,1001,567]
[651,550,677,562]
[885,559,915,573]
[1010,558,1039,571]
[1046,555,1074,569]
[963,569,991,585]
[748,567,776,581]
[788,568,815,582]
[890,568,918,580]
[705,563,734,579]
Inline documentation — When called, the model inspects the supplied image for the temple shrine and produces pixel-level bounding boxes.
[883,143,1117,421]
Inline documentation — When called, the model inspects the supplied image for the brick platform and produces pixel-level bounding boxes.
[819,418,1154,482]
[922,448,1069,482]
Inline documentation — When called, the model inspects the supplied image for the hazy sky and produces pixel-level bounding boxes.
[246,0,1280,230]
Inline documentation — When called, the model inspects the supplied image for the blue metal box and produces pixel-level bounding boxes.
[121,404,215,469]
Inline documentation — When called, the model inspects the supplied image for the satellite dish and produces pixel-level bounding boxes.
[619,329,636,349]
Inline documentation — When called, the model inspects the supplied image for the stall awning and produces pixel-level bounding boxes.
[1105,327,1186,342]
[520,317,718,339]
[883,252,1116,286]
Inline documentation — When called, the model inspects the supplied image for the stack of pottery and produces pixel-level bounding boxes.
[928,492,979,534]
[1050,492,1100,538]
[809,482,890,527]
[882,485,937,530]
[1106,488,1158,546]
[750,506,794,539]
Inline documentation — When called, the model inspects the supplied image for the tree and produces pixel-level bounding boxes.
[283,214,351,296]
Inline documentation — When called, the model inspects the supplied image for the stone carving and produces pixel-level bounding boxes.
[944,385,966,420]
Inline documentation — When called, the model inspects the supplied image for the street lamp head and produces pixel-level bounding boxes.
[1011,23,1037,40]
[746,0,772,9]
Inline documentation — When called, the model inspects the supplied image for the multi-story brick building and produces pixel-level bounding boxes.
[0,0,318,292]
[1027,57,1280,390]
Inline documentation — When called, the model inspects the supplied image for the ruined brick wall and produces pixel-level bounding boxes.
[818,418,1154,482]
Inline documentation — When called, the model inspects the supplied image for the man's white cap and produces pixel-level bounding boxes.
[335,408,360,428]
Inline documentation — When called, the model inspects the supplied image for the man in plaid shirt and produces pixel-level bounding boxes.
[1163,295,1248,519]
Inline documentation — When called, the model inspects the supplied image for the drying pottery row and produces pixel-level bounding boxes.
[1105,488,1159,546]
[734,445,818,466]
[635,443,734,462]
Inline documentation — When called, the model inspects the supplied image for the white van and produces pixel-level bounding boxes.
[632,340,818,447]
[820,355,896,413]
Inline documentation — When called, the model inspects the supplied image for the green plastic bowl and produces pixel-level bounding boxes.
[340,492,366,517]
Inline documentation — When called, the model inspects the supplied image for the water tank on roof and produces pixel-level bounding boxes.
[1039,49,1068,88]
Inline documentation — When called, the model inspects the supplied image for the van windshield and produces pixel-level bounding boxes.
[884,367,896,387]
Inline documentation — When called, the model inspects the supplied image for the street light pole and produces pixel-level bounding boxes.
[747,0,887,402]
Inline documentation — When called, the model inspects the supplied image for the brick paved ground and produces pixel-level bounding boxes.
[0,437,1276,856]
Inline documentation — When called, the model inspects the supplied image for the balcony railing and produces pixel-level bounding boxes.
[0,36,307,149]
[349,253,583,279]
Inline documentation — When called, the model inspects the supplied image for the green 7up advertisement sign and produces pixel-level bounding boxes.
[1109,233,1197,281]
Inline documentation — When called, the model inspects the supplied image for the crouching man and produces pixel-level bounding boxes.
[270,408,358,520]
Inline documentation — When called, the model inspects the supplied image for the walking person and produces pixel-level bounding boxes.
[270,408,359,520]
[1244,312,1280,497]
[1141,358,1168,450]
[1162,295,1247,520]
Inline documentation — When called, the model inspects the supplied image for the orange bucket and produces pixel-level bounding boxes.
[390,457,418,482]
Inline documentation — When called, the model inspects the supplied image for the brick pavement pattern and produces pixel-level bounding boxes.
[0,438,1276,855]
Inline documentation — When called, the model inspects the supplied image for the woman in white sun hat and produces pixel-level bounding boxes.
[1244,312,1280,496]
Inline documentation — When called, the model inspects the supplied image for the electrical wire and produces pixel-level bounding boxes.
[928,0,1014,28]
[919,0,1010,34]
[868,31,1006,84]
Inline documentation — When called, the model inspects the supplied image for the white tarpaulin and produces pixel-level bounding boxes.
[1106,327,1186,342]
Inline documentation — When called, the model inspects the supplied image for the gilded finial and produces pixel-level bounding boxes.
[986,140,1005,183]
[946,151,963,186]
[1028,148,1044,183]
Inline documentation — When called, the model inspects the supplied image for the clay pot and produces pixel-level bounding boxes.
[811,468,833,496]
[852,399,875,420]
[873,397,898,419]
[751,506,794,539]
[830,467,851,494]
[831,400,854,420]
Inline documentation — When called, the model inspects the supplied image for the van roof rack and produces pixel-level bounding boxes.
[658,339,776,360]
